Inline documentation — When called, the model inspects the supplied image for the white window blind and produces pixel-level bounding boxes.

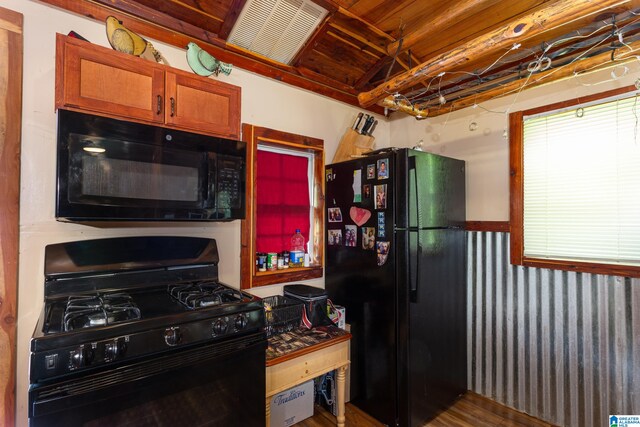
[523,94,640,266]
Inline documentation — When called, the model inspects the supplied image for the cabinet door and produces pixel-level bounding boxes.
[57,35,165,123]
[165,71,241,139]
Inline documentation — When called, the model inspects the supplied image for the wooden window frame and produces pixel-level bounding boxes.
[240,124,324,288]
[509,84,640,278]
[0,6,22,426]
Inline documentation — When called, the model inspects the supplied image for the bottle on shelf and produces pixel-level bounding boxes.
[289,229,306,268]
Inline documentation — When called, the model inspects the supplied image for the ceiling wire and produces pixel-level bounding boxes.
[429,16,640,135]
[384,10,640,120]
[383,19,406,96]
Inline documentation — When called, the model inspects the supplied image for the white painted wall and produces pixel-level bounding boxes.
[8,1,389,424]
[389,62,640,220]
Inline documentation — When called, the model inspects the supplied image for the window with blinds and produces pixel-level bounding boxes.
[522,92,640,267]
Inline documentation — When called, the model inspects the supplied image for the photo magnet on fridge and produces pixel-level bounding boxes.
[344,225,357,247]
[328,207,342,222]
[374,184,387,209]
[363,184,371,199]
[377,158,389,179]
[376,241,390,266]
[328,229,343,245]
[367,164,375,179]
[325,168,335,182]
[362,227,375,250]
[352,169,362,202]
[377,212,385,237]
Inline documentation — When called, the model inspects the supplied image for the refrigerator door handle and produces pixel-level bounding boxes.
[409,155,424,230]
[410,242,422,303]
[409,155,423,303]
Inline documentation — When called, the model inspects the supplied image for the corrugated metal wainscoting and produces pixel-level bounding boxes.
[467,231,640,427]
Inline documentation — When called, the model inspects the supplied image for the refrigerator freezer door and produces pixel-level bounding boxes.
[397,150,465,230]
[397,228,467,426]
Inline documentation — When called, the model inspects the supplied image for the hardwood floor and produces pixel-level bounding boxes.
[298,392,557,427]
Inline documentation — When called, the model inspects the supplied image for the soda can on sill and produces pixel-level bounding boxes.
[281,251,290,269]
[267,252,278,271]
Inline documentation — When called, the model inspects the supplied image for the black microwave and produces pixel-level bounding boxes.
[56,110,245,221]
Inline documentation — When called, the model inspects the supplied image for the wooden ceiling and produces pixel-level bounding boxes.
[40,0,640,118]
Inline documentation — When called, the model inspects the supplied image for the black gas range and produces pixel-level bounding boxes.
[29,236,266,427]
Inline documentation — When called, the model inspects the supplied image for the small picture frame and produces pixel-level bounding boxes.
[326,168,334,182]
[363,184,371,199]
[344,225,357,247]
[367,164,375,179]
[377,158,389,179]
[374,184,387,209]
[376,241,390,266]
[362,227,375,250]
[328,207,343,222]
[328,229,342,245]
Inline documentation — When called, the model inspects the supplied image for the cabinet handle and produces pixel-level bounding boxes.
[156,95,162,115]
[170,97,175,117]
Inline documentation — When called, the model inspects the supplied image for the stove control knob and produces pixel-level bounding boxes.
[105,339,126,362]
[212,318,228,336]
[164,327,182,346]
[235,314,248,331]
[69,346,85,369]
[85,345,95,366]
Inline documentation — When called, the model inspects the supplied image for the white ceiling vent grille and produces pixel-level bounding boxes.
[227,0,327,64]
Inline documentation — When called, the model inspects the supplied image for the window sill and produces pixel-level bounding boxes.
[521,257,640,278]
[251,265,323,287]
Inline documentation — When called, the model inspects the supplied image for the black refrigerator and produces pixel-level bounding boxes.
[324,148,466,427]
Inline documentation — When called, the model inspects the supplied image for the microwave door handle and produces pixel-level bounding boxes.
[204,173,215,208]
[204,156,216,209]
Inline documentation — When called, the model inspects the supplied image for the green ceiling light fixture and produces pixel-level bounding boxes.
[186,42,233,77]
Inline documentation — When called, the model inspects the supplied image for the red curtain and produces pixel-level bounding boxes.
[256,150,310,253]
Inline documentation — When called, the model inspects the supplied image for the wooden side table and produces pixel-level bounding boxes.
[266,328,351,427]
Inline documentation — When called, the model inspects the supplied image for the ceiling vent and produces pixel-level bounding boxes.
[227,0,327,65]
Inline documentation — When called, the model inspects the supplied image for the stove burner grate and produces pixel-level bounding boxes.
[63,293,141,331]
[168,282,244,309]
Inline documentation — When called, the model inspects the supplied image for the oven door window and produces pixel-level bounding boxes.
[29,334,266,427]
[68,133,211,208]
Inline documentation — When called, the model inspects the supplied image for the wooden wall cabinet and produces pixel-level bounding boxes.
[55,34,240,139]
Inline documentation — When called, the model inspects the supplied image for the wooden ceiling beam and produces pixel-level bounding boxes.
[419,28,631,109]
[86,0,225,46]
[386,0,501,56]
[381,96,428,118]
[426,39,640,117]
[354,56,392,90]
[290,15,332,67]
[390,38,640,119]
[326,7,395,58]
[358,0,638,108]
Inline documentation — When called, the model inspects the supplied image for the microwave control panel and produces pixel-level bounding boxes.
[217,157,243,209]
